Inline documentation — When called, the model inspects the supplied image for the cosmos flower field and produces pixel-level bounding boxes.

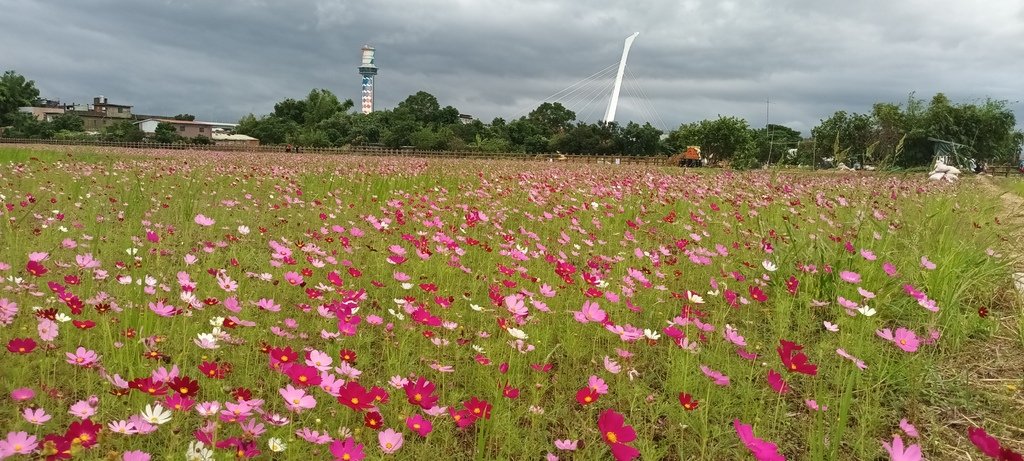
[1,146,1022,460]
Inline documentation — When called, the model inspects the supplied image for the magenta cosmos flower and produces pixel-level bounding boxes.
[10,388,34,401]
[733,419,785,461]
[330,437,365,461]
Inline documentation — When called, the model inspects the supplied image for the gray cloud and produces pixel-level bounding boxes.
[2,0,1021,135]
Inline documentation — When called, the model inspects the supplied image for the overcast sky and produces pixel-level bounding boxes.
[3,0,1022,135]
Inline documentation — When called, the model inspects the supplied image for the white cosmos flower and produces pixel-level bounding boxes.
[186,441,214,461]
[856,305,877,317]
[470,304,484,312]
[596,279,609,289]
[238,225,250,235]
[472,345,486,353]
[209,316,224,327]
[55,313,72,323]
[267,437,286,452]
[401,282,414,290]
[687,291,705,304]
[126,247,139,256]
[194,333,218,349]
[762,260,778,272]
[643,329,661,340]
[141,403,172,425]
[507,328,528,340]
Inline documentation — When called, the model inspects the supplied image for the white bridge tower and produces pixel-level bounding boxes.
[602,32,639,124]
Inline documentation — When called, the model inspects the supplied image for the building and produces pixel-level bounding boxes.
[67,96,135,132]
[19,106,66,122]
[135,118,237,139]
[212,132,259,147]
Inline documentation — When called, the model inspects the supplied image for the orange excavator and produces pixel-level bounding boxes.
[671,146,702,167]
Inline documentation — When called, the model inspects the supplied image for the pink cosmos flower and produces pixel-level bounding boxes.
[883,262,898,277]
[296,428,332,444]
[122,450,151,461]
[23,407,51,425]
[879,328,920,352]
[823,321,839,332]
[0,431,38,455]
[588,376,609,395]
[836,349,868,370]
[920,256,936,270]
[66,346,100,367]
[69,397,98,419]
[378,428,404,454]
[734,419,785,461]
[405,414,433,437]
[572,300,606,323]
[882,434,922,461]
[900,419,919,438]
[804,399,827,412]
[604,356,622,374]
[839,271,861,283]
[37,318,58,342]
[724,324,747,346]
[700,365,730,386]
[280,385,317,413]
[194,214,215,226]
[767,370,790,394]
[11,388,34,401]
[555,439,579,451]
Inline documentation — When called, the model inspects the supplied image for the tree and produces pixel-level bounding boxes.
[154,122,182,144]
[102,120,144,142]
[810,111,874,166]
[173,114,196,121]
[668,116,754,164]
[395,91,440,125]
[752,124,802,165]
[1,112,51,138]
[49,113,84,132]
[619,121,663,156]
[528,102,576,136]
[0,71,40,126]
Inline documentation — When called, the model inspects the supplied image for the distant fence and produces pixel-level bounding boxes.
[0,138,671,166]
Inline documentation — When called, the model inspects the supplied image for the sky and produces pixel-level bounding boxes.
[3,0,1022,135]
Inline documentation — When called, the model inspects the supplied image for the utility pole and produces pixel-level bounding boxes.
[765,99,774,167]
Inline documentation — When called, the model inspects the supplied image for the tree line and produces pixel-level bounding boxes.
[3,70,1021,166]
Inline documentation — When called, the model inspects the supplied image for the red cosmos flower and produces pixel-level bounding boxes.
[129,377,167,396]
[7,337,37,354]
[337,381,375,412]
[749,285,768,303]
[597,409,641,461]
[403,377,439,410]
[26,260,48,277]
[368,386,390,405]
[530,363,553,373]
[64,275,80,285]
[40,433,73,460]
[364,411,384,430]
[464,397,492,420]
[576,388,600,405]
[230,387,252,402]
[978,306,989,318]
[72,320,96,330]
[267,346,298,365]
[286,364,322,387]
[502,385,520,399]
[777,339,818,376]
[785,276,799,295]
[449,407,475,429]
[65,418,102,448]
[198,360,231,379]
[678,392,699,411]
[339,349,357,363]
[168,376,200,397]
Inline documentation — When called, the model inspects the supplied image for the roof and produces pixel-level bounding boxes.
[95,103,133,108]
[135,118,238,128]
[212,133,258,141]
